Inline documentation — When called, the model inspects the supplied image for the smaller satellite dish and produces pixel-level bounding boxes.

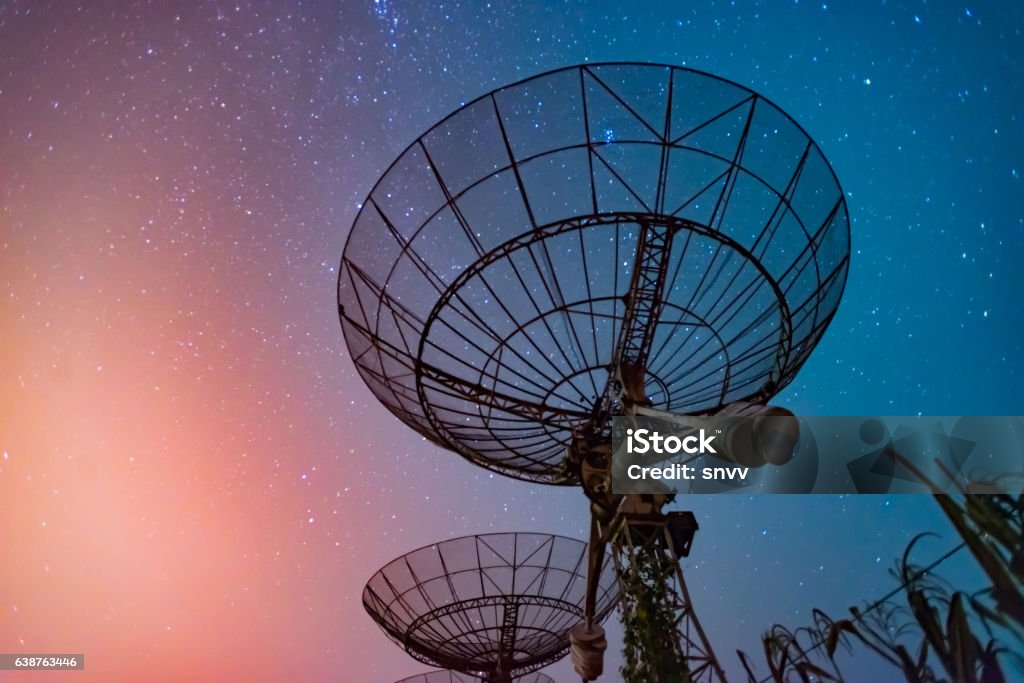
[395,670,556,683]
[364,532,618,679]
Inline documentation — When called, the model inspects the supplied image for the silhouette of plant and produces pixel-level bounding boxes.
[737,461,1023,682]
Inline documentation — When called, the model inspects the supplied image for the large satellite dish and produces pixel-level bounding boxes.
[363,532,618,680]
[338,62,849,484]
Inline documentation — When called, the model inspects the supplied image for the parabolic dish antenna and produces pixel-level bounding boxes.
[363,532,618,679]
[395,671,556,683]
[338,63,849,484]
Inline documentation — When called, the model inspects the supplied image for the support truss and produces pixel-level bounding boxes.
[592,219,676,432]
[618,220,675,373]
[610,510,728,683]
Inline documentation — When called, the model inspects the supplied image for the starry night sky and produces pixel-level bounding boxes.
[1,2,1022,682]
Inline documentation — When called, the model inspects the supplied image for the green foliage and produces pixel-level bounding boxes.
[620,549,690,683]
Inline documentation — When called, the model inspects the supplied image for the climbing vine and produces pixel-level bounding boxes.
[620,548,690,682]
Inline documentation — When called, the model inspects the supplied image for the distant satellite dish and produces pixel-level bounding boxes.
[363,532,618,680]
[395,670,555,683]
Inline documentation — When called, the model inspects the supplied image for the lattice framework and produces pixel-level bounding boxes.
[338,63,849,484]
[363,533,619,680]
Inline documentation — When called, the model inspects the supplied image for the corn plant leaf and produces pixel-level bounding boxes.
[825,619,858,658]
[947,592,980,683]
[915,639,929,672]
[908,588,948,663]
